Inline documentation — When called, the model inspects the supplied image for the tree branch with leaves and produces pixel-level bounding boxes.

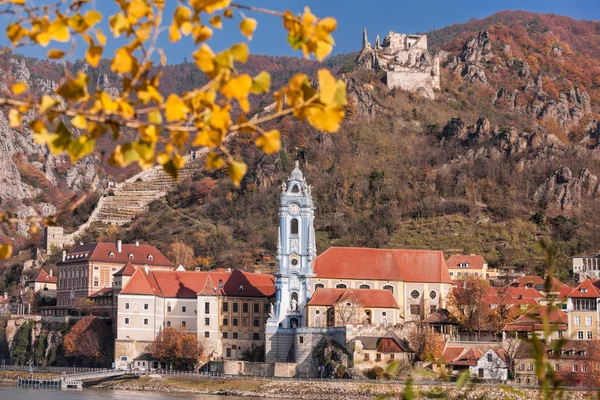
[0,0,348,258]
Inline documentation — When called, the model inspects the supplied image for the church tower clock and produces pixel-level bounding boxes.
[269,160,316,330]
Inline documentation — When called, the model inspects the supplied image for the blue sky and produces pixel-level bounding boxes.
[2,0,599,64]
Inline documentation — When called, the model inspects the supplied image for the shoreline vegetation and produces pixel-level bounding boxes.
[2,371,600,399]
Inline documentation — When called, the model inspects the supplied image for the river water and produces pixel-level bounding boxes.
[0,385,265,400]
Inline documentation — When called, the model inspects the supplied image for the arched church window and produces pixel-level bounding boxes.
[383,285,394,293]
[315,283,324,290]
[290,318,298,328]
[291,219,299,235]
[359,284,370,289]
[291,185,299,193]
[336,284,347,289]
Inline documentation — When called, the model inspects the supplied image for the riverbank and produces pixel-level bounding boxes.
[89,375,600,400]
[3,372,600,400]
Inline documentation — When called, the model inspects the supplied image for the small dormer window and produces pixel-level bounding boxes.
[581,288,587,294]
[459,262,468,268]
[128,254,134,260]
[109,252,115,259]
[239,285,244,291]
[218,279,223,289]
[148,255,153,261]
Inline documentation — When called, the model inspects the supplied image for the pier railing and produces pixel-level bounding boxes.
[0,365,108,374]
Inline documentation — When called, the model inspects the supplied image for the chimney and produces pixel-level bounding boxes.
[144,265,149,274]
[79,241,83,245]
[62,251,66,262]
[135,240,139,247]
[117,240,122,253]
[49,270,53,277]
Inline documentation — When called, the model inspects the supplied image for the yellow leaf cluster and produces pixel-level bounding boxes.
[0,1,346,190]
[283,7,337,61]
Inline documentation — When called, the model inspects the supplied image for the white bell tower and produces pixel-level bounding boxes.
[270,160,316,329]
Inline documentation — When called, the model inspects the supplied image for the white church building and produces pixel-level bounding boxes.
[265,162,454,374]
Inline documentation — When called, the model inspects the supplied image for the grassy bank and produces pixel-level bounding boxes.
[89,375,600,400]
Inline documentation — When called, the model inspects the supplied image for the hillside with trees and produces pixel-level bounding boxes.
[2,10,600,294]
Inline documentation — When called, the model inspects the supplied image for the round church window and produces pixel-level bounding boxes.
[291,258,299,266]
[316,310,320,315]
[410,290,420,299]
[430,290,437,299]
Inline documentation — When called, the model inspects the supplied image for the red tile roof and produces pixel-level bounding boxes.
[89,287,113,298]
[440,347,484,366]
[312,247,452,283]
[59,242,173,267]
[447,254,486,270]
[307,287,399,309]
[120,268,275,298]
[503,305,568,332]
[29,269,57,284]
[510,276,569,292]
[567,279,600,298]
[114,261,137,276]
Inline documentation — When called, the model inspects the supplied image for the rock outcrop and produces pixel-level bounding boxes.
[534,167,599,211]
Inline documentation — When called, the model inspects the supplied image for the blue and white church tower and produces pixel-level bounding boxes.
[265,161,316,361]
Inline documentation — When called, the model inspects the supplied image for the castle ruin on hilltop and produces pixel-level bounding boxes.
[356,28,440,99]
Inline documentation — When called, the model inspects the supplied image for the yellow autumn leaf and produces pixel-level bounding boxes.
[109,13,130,38]
[206,152,224,169]
[111,47,134,73]
[8,109,22,128]
[165,94,190,122]
[86,43,103,67]
[110,144,139,167]
[255,129,281,154]
[192,25,212,44]
[12,82,27,95]
[224,8,233,18]
[84,10,103,27]
[318,69,336,105]
[314,40,333,61]
[47,49,65,59]
[239,18,257,40]
[169,23,181,42]
[67,135,96,162]
[306,104,344,133]
[0,244,12,259]
[250,71,271,94]
[72,115,87,129]
[221,74,252,112]
[140,125,159,143]
[170,131,189,150]
[39,95,58,114]
[191,0,231,13]
[230,43,248,63]
[210,15,222,29]
[193,44,215,75]
[228,161,247,187]
[96,29,107,46]
[48,19,70,43]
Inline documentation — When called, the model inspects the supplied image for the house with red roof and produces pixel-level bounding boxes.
[446,254,489,280]
[306,287,399,328]
[435,345,508,381]
[56,240,173,312]
[565,279,600,340]
[502,305,568,341]
[310,247,453,322]
[115,268,275,369]
[27,269,58,297]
